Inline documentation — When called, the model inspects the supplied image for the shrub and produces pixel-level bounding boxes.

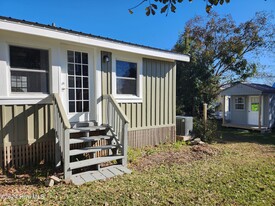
[193,118,221,143]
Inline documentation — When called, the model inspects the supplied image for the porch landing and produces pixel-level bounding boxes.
[222,123,269,132]
[71,165,131,186]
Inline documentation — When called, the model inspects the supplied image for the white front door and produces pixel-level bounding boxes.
[248,96,262,125]
[61,48,95,123]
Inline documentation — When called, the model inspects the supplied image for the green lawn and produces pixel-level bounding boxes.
[1,128,275,206]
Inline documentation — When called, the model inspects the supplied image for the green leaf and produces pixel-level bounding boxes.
[145,7,151,16]
[128,9,133,14]
[161,5,168,13]
[171,4,176,13]
[151,4,158,9]
[178,0,184,2]
[206,5,212,13]
[225,0,230,3]
[219,0,224,5]
[151,9,156,15]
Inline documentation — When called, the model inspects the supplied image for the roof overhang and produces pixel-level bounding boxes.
[220,83,275,96]
[0,18,190,62]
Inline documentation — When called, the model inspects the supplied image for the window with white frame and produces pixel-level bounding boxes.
[67,50,89,113]
[235,97,245,110]
[116,60,137,95]
[10,46,49,93]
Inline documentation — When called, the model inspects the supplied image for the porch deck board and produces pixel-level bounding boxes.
[99,169,116,178]
[71,175,86,186]
[107,167,124,176]
[80,172,96,182]
[70,165,132,185]
[90,171,106,180]
[222,123,268,131]
[114,165,132,174]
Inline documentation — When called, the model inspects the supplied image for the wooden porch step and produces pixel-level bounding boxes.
[69,135,112,144]
[70,155,124,170]
[70,145,117,156]
[71,121,97,128]
[71,165,131,185]
[68,126,107,133]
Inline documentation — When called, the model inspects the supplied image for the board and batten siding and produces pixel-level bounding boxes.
[101,53,176,147]
[119,58,176,130]
[0,104,55,169]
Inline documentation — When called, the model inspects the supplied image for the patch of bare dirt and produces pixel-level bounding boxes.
[130,144,219,171]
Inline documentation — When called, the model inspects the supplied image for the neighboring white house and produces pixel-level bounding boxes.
[220,82,275,131]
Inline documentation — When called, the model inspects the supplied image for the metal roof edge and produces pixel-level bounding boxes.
[0,16,190,62]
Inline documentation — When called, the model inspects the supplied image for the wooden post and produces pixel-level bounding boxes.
[258,95,262,130]
[222,96,225,125]
[64,129,72,180]
[122,122,128,167]
[203,103,207,124]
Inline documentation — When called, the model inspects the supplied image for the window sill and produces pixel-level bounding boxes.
[0,94,52,105]
[114,95,143,103]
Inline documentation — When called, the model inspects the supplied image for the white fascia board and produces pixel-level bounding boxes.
[0,20,190,62]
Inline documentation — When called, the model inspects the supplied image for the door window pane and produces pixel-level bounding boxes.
[69,101,75,113]
[68,64,74,75]
[67,50,89,113]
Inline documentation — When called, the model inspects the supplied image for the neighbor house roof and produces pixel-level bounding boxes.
[244,83,275,93]
[0,16,190,62]
[220,82,275,96]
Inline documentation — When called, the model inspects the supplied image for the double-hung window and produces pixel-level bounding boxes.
[235,97,245,110]
[10,46,49,93]
[116,60,137,95]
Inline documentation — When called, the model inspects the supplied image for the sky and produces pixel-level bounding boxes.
[0,0,275,83]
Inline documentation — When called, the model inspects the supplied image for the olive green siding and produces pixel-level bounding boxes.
[0,104,55,169]
[0,104,54,146]
[101,54,176,130]
[119,59,176,130]
[101,51,112,123]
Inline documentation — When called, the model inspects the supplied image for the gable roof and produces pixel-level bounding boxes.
[220,82,275,96]
[0,16,190,62]
[245,83,275,93]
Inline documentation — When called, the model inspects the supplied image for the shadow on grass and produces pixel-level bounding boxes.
[0,164,60,186]
[217,126,275,145]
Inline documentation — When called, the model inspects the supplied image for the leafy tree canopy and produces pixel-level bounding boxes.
[174,12,275,116]
[129,0,230,16]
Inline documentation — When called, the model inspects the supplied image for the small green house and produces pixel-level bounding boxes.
[0,16,189,184]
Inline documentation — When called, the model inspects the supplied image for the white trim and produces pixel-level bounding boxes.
[0,95,51,105]
[0,20,190,62]
[115,96,143,103]
[111,53,143,103]
[95,49,102,124]
[60,44,95,122]
[10,68,48,73]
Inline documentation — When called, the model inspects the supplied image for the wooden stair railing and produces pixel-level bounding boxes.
[52,93,71,168]
[103,94,129,166]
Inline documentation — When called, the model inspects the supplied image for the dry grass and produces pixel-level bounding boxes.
[1,128,275,205]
